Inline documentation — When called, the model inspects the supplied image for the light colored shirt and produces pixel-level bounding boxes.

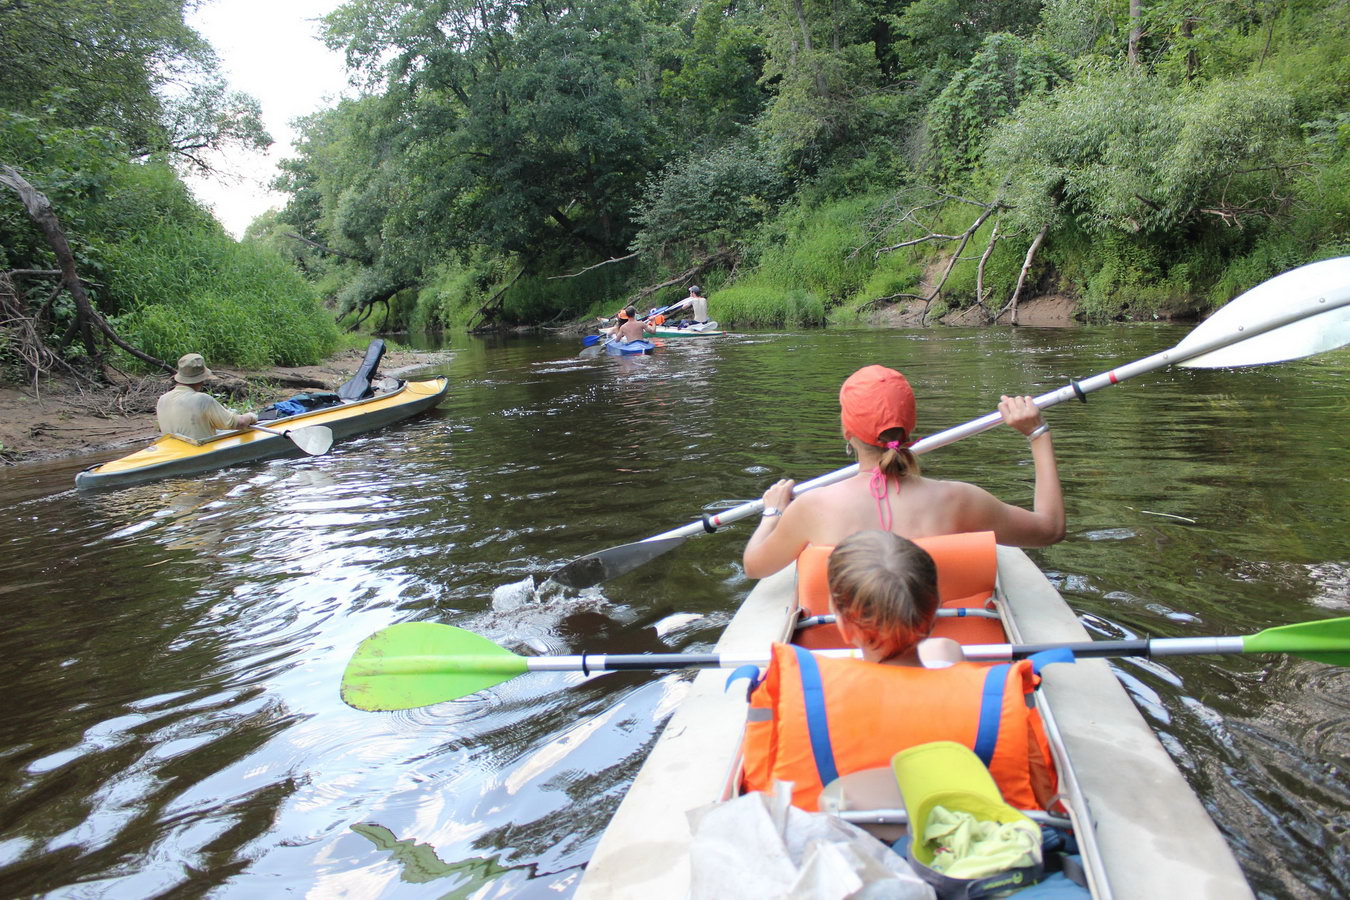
[686,295,709,321]
[157,384,246,441]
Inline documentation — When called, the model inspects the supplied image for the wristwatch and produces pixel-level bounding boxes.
[761,506,783,518]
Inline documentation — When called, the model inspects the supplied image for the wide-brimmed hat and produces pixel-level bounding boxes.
[174,353,213,385]
[893,741,1042,897]
[840,364,916,446]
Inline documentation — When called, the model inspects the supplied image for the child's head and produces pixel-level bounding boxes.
[827,530,939,659]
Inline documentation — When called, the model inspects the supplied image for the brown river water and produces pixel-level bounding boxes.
[0,327,1345,898]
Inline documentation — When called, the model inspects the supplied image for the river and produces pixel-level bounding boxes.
[0,326,1345,899]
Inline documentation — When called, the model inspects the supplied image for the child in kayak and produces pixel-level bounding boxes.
[824,529,950,666]
[740,529,1057,811]
[743,364,1064,579]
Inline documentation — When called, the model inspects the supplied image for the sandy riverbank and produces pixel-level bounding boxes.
[0,348,452,464]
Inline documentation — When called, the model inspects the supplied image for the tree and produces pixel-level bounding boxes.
[0,0,269,170]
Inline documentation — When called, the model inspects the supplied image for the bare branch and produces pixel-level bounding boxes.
[622,248,735,308]
[550,252,639,279]
[999,223,1050,325]
[1,165,172,375]
[285,232,365,262]
[975,221,1000,311]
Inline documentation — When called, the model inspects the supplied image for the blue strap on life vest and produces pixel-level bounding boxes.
[974,663,1010,766]
[725,665,763,699]
[793,645,840,789]
[1029,647,1075,673]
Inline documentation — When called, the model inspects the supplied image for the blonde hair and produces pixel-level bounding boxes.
[827,530,938,658]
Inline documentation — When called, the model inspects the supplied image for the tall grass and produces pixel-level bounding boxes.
[102,222,339,369]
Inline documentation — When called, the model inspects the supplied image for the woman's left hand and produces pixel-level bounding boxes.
[762,478,795,511]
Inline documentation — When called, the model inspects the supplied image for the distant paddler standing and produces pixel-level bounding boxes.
[156,353,257,441]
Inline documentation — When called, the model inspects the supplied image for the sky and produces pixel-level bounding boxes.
[184,0,353,238]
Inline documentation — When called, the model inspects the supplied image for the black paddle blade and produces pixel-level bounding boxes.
[547,536,688,589]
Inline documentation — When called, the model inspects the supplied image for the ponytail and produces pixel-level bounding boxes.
[875,427,919,482]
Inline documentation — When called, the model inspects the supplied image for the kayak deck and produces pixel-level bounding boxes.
[603,339,655,355]
[577,546,1252,898]
[75,377,449,489]
[649,325,725,338]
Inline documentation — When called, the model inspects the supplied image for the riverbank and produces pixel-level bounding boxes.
[0,348,452,464]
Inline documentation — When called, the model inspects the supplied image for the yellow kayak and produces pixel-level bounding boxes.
[75,377,449,490]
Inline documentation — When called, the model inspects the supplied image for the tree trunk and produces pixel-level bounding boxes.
[1005,223,1049,326]
[0,165,172,375]
[1128,0,1143,66]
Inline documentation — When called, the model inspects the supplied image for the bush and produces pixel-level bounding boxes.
[105,223,338,368]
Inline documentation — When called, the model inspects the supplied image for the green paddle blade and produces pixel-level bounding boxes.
[1242,617,1350,666]
[341,622,528,711]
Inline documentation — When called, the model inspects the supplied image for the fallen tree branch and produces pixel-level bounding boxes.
[469,264,530,331]
[998,223,1049,325]
[623,248,736,307]
[975,221,1000,313]
[550,252,639,279]
[1,165,172,377]
[285,232,365,261]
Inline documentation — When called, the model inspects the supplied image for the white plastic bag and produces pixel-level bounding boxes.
[688,783,936,900]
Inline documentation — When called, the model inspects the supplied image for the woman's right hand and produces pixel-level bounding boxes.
[997,395,1044,436]
[762,478,795,510]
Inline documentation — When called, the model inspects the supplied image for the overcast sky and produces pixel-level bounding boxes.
[185,0,353,237]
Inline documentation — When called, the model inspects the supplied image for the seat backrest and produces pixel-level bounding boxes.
[337,339,387,401]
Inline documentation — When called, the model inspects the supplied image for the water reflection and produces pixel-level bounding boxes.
[0,329,1344,898]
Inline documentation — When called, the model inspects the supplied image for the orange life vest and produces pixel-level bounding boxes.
[795,531,1008,648]
[741,644,1058,812]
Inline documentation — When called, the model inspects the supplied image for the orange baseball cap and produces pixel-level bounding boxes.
[840,365,916,446]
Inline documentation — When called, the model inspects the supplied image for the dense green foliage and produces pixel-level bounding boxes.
[266,0,1348,330]
[0,0,336,374]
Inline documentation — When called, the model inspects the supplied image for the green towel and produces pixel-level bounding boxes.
[923,805,1041,878]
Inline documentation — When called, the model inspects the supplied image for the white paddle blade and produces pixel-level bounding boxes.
[289,426,333,455]
[1177,256,1350,368]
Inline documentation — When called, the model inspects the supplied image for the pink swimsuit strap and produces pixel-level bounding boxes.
[868,468,893,531]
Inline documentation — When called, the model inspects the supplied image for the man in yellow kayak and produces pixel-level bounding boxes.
[156,353,258,441]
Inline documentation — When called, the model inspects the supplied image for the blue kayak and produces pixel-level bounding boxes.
[604,339,655,356]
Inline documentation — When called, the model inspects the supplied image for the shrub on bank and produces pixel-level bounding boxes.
[105,221,338,369]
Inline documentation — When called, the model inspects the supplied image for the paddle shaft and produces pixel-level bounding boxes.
[635,292,1350,544]
[386,636,1258,676]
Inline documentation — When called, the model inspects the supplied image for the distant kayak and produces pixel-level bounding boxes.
[75,377,449,490]
[604,339,655,356]
[649,323,724,338]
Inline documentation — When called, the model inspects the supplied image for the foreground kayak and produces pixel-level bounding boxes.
[603,339,655,356]
[577,542,1252,898]
[75,377,449,490]
[649,323,724,338]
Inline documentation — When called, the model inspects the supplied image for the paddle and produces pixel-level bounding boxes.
[251,423,333,455]
[549,256,1350,589]
[339,617,1349,710]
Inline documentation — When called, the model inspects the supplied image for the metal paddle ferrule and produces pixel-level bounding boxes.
[548,259,1350,589]
[959,636,1247,662]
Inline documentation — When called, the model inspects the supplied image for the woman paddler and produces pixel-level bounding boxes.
[742,364,1065,579]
